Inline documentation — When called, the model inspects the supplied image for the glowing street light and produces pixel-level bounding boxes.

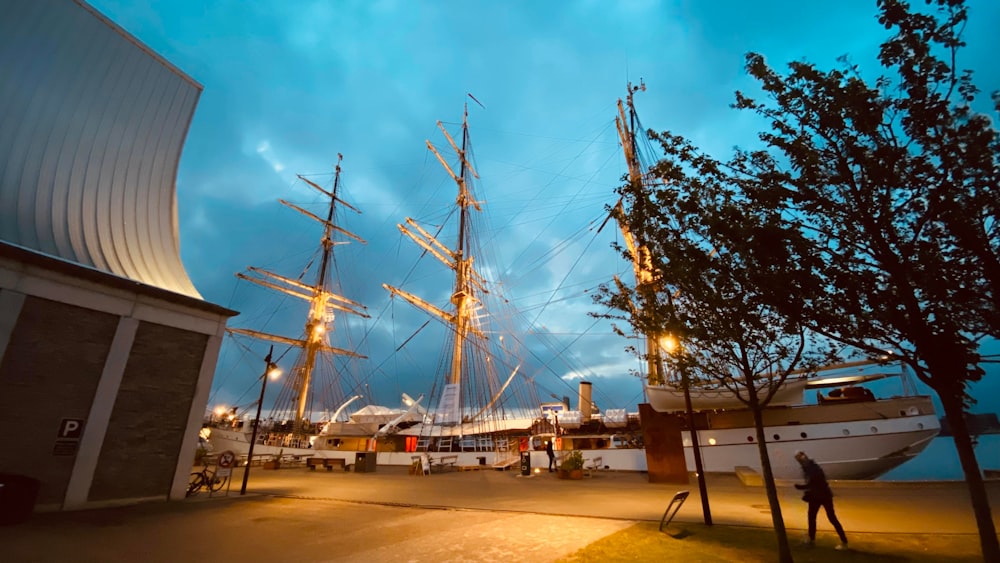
[659,334,679,354]
[659,333,712,526]
[241,346,281,496]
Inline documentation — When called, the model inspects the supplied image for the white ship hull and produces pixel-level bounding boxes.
[207,426,522,468]
[206,427,338,459]
[530,419,937,480]
[678,395,940,479]
[210,397,938,480]
[541,395,940,480]
[679,409,939,480]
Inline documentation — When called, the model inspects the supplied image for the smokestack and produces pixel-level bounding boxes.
[579,381,593,422]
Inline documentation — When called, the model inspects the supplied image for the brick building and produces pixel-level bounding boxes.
[0,0,235,510]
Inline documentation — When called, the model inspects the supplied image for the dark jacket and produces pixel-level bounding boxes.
[545,441,554,458]
[795,459,833,503]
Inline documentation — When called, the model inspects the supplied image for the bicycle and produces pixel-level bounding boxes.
[187,462,228,497]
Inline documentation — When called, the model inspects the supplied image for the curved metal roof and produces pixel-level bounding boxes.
[0,0,203,298]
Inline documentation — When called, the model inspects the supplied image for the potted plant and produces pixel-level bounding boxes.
[558,450,585,480]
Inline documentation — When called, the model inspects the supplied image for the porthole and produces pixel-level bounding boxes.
[708,438,717,445]
[899,410,906,416]
[870,426,878,433]
[917,423,924,430]
[773,434,781,441]
[842,429,850,436]
[800,432,807,439]
[747,436,754,442]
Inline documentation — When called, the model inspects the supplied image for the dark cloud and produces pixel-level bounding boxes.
[89,0,999,418]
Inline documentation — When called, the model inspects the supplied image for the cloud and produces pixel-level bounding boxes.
[88,0,1000,421]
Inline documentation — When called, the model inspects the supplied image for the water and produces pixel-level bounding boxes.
[879,434,1000,481]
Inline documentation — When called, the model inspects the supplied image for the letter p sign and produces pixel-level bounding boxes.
[59,418,85,439]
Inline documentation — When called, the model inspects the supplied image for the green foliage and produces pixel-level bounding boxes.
[561,450,584,471]
[726,3,999,555]
[730,1,998,402]
[599,0,998,558]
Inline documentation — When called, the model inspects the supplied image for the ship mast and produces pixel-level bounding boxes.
[614,82,667,386]
[228,154,369,433]
[383,104,488,424]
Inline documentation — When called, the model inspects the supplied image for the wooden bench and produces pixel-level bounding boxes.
[238,454,271,467]
[432,455,459,472]
[282,454,312,467]
[307,457,346,471]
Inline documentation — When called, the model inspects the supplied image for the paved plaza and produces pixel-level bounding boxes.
[1,465,996,562]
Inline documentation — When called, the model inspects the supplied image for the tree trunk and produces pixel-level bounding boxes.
[938,391,1000,561]
[751,398,793,563]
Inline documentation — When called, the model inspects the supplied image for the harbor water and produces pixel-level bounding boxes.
[879,434,999,481]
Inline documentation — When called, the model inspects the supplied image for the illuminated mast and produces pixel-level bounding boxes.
[613,82,667,386]
[383,104,489,424]
[228,154,369,432]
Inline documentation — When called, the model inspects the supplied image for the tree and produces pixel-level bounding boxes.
[598,129,835,563]
[728,0,998,558]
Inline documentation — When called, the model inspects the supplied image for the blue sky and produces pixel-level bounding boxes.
[86,0,999,418]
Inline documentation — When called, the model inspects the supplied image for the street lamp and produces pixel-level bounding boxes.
[240,346,280,495]
[660,335,712,526]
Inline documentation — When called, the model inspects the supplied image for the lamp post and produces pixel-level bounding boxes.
[662,336,712,525]
[241,346,279,496]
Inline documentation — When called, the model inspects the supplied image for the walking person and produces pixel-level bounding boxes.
[545,438,555,472]
[794,450,848,550]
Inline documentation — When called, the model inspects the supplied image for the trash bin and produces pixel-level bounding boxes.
[354,452,377,473]
[0,474,41,526]
[519,451,531,476]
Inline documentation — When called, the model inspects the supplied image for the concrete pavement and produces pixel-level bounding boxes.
[228,464,998,534]
[0,465,995,562]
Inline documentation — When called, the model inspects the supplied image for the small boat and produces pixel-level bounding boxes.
[645,377,810,411]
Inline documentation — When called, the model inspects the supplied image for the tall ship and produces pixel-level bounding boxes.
[208,106,546,469]
[207,92,939,480]
[375,101,542,468]
[206,155,423,462]
[534,83,939,480]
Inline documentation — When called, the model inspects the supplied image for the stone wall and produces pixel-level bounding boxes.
[0,297,117,505]
[89,322,208,502]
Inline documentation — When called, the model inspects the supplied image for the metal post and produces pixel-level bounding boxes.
[241,346,273,495]
[681,367,712,525]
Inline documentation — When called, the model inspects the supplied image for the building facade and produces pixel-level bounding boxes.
[0,0,235,510]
